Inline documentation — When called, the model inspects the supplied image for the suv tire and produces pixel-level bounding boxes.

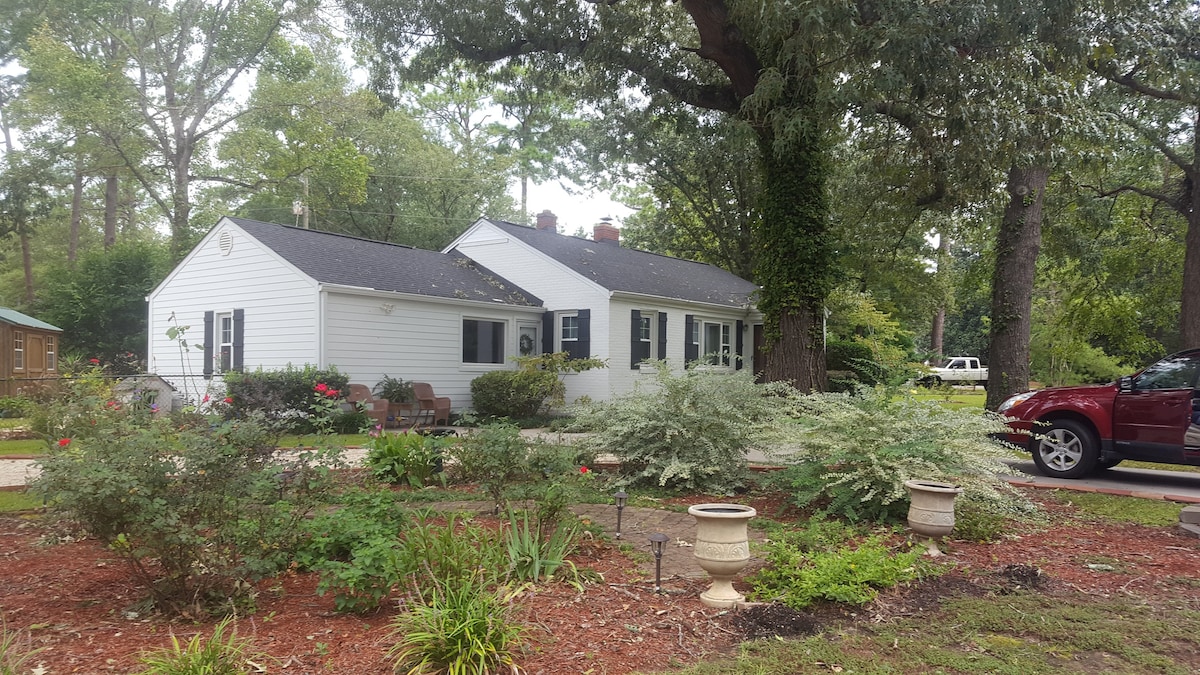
[1030,419,1098,479]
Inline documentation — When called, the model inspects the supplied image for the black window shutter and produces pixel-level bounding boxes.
[657,312,668,360]
[232,309,245,372]
[202,311,214,379]
[735,320,744,370]
[684,315,698,364]
[630,310,642,368]
[542,311,554,354]
[571,309,591,359]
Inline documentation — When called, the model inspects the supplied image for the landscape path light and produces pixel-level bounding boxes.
[648,532,670,592]
[613,490,628,539]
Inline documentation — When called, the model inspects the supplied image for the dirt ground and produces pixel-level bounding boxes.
[1,491,1198,674]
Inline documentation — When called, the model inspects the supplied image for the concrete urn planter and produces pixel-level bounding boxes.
[687,503,756,608]
[904,480,963,556]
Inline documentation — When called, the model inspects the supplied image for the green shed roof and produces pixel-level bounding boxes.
[0,307,61,332]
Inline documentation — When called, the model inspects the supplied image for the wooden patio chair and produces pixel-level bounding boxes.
[347,383,389,428]
[412,382,451,427]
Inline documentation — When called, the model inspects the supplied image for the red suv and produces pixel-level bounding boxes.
[999,348,1200,478]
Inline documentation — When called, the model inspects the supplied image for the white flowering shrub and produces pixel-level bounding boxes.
[771,388,1036,522]
[571,362,796,492]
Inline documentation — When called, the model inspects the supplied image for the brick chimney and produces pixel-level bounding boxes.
[593,219,620,246]
[535,209,558,232]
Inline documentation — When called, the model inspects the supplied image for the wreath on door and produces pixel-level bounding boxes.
[519,334,536,354]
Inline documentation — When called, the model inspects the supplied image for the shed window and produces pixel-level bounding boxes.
[13,331,23,370]
[45,335,56,371]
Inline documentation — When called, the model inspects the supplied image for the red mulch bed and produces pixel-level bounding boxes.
[2,489,1198,674]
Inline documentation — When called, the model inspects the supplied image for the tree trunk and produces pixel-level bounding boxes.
[69,161,83,264]
[1180,111,1200,348]
[104,174,118,249]
[20,231,33,305]
[753,104,832,392]
[985,164,1049,410]
[930,232,949,359]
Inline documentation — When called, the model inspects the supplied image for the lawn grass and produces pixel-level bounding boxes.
[0,440,46,456]
[277,433,371,448]
[909,388,988,410]
[0,491,41,512]
[1050,490,1184,527]
[649,593,1200,674]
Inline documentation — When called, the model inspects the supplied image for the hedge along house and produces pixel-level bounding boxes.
[445,211,763,405]
[146,217,544,408]
[0,307,62,396]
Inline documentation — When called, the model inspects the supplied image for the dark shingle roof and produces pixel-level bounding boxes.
[483,219,757,308]
[226,218,541,307]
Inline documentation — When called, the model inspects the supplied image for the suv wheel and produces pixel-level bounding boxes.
[1030,419,1098,479]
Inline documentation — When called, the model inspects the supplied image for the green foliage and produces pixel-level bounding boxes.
[572,363,794,492]
[134,617,265,675]
[772,389,1037,523]
[34,241,169,373]
[374,375,415,404]
[504,508,580,583]
[750,532,931,609]
[387,574,525,675]
[296,487,409,569]
[0,397,33,419]
[32,404,341,614]
[0,618,40,675]
[469,369,559,419]
[223,366,350,432]
[446,422,529,511]
[825,288,920,387]
[366,431,447,487]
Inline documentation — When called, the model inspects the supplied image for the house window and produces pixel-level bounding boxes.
[703,321,732,367]
[216,312,234,372]
[45,336,56,371]
[463,319,505,364]
[560,314,579,347]
[638,314,652,344]
[690,321,701,349]
[12,331,23,370]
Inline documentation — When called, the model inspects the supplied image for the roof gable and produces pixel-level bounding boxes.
[480,219,758,308]
[225,218,541,307]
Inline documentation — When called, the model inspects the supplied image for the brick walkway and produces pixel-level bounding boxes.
[429,500,765,581]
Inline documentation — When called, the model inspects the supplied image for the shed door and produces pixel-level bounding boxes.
[26,336,44,375]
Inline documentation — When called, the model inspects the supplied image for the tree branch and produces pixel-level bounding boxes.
[1080,182,1184,212]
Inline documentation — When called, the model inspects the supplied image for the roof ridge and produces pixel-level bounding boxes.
[484,218,732,270]
[226,216,418,251]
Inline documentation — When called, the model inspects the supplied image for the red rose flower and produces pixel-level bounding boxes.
[58,438,71,447]
[223,397,233,404]
[202,394,210,403]
[314,383,328,393]
[89,358,100,364]
[580,466,589,474]
[326,389,339,398]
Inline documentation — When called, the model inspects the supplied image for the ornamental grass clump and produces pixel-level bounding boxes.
[571,362,796,493]
[771,388,1037,523]
[134,616,266,675]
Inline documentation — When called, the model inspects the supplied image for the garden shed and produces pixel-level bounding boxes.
[0,307,62,396]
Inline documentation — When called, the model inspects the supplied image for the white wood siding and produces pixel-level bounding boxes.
[452,222,612,403]
[147,221,319,401]
[322,290,540,411]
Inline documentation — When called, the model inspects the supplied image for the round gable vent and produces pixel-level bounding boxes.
[218,229,234,256]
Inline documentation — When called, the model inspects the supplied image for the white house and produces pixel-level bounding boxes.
[146,217,545,407]
[148,214,761,410]
[444,212,762,405]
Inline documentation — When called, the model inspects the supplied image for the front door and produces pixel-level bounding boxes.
[517,322,540,358]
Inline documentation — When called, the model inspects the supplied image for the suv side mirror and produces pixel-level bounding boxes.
[1118,375,1134,392]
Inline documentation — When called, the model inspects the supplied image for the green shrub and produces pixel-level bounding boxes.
[572,362,795,492]
[32,413,341,615]
[772,388,1037,523]
[223,366,350,431]
[447,422,530,511]
[296,487,408,568]
[387,574,525,675]
[0,397,33,419]
[750,533,931,609]
[505,508,580,583]
[827,339,885,386]
[397,511,508,598]
[134,616,265,675]
[365,431,447,487]
[469,369,559,419]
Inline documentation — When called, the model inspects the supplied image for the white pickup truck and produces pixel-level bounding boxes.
[920,356,988,386]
